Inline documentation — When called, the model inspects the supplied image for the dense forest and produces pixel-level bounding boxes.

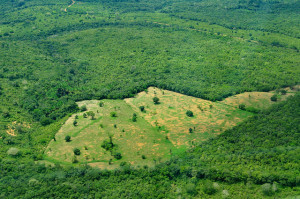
[0,0,299,198]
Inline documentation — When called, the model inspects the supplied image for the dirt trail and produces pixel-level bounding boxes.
[64,0,76,12]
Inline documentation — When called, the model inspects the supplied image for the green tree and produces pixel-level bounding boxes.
[80,105,87,112]
[65,135,71,142]
[186,110,194,117]
[110,112,117,117]
[73,148,81,156]
[132,113,137,122]
[153,97,160,104]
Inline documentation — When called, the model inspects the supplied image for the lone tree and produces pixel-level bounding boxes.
[271,95,278,102]
[110,112,117,117]
[114,152,122,160]
[153,97,160,104]
[189,128,193,133]
[132,113,137,122]
[238,104,246,110]
[80,105,87,112]
[99,102,104,107]
[83,113,87,118]
[73,120,78,126]
[186,110,194,117]
[73,148,81,156]
[87,111,95,120]
[65,135,71,142]
[139,106,145,112]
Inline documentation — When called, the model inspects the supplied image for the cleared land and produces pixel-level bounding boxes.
[45,87,297,168]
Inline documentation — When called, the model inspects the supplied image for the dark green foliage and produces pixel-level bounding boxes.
[83,113,87,118]
[238,104,246,110]
[271,95,278,101]
[153,97,160,104]
[139,106,145,112]
[203,182,218,195]
[101,140,114,151]
[65,136,71,142]
[80,105,87,112]
[99,102,104,107]
[142,155,146,159]
[281,90,287,95]
[114,152,122,160]
[73,120,77,126]
[73,148,81,156]
[132,113,137,122]
[189,128,193,133]
[186,110,193,117]
[110,112,117,117]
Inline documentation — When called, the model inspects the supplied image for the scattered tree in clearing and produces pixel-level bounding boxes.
[80,105,87,112]
[83,113,87,118]
[271,95,278,102]
[110,112,117,117]
[99,102,104,107]
[139,106,145,112]
[189,128,193,133]
[73,120,78,126]
[132,113,137,122]
[114,152,122,160]
[73,148,81,156]
[238,104,246,110]
[75,115,79,119]
[65,135,71,142]
[87,111,95,120]
[153,97,160,104]
[186,110,194,117]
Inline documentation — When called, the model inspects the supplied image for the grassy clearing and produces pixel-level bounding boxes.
[125,87,253,149]
[46,87,296,169]
[221,86,299,110]
[46,99,174,169]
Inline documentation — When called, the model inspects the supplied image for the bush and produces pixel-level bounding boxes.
[110,112,117,117]
[7,147,20,156]
[80,105,87,112]
[114,152,122,160]
[238,104,246,110]
[65,135,71,142]
[153,97,160,104]
[186,110,194,117]
[271,95,278,102]
[142,155,146,159]
[132,113,137,122]
[73,148,81,156]
[99,102,104,107]
[139,106,145,112]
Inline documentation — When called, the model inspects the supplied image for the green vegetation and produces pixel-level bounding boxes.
[0,0,299,197]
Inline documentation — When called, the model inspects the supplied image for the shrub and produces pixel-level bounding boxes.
[73,120,78,126]
[7,147,20,156]
[238,104,246,110]
[132,113,137,122]
[186,110,194,117]
[83,113,87,118]
[99,102,104,107]
[110,112,117,117]
[139,106,145,112]
[142,155,146,159]
[65,135,71,142]
[73,148,81,156]
[153,97,160,104]
[189,128,193,133]
[271,95,278,102]
[280,90,287,95]
[80,105,87,112]
[114,152,122,160]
